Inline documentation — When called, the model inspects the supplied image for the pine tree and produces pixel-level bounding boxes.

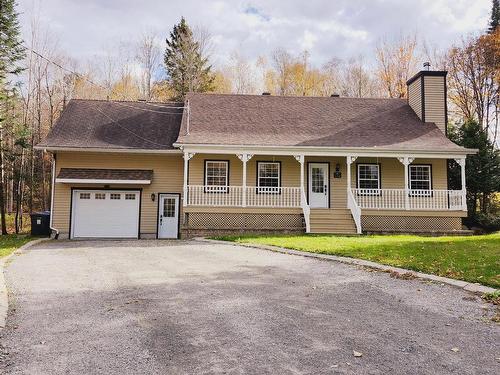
[448,121,500,218]
[164,17,214,100]
[0,0,25,235]
[489,0,500,33]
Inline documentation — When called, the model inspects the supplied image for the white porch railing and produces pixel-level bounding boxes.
[351,189,466,211]
[186,185,302,207]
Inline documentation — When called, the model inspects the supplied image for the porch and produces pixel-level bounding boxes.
[181,151,468,234]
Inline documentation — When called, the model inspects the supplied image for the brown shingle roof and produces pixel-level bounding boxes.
[177,93,465,152]
[57,168,153,181]
[38,99,183,150]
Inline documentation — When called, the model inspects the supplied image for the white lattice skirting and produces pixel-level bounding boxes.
[361,216,462,232]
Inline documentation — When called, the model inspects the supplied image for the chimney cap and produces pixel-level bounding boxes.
[262,92,271,96]
[406,70,447,86]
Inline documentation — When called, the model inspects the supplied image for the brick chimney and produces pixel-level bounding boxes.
[406,66,448,134]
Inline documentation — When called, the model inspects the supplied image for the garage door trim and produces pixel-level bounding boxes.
[69,187,142,239]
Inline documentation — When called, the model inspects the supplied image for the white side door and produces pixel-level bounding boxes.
[158,194,179,239]
[308,163,329,208]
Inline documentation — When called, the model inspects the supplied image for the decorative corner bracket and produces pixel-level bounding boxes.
[397,156,415,165]
[347,155,358,164]
[237,154,254,162]
[183,152,195,161]
[454,158,466,167]
[293,154,305,163]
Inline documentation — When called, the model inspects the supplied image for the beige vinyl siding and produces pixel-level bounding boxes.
[408,78,422,120]
[350,157,448,190]
[53,152,183,237]
[423,76,446,133]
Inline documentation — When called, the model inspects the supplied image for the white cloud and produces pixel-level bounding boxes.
[17,0,492,69]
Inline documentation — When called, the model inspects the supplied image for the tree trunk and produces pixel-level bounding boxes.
[0,122,7,235]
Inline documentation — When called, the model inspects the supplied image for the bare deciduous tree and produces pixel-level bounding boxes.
[135,31,161,100]
[375,33,419,98]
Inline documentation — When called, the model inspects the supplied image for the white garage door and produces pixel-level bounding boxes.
[71,190,140,238]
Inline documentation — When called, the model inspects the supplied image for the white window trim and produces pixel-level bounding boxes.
[204,160,229,193]
[409,165,432,196]
[257,162,281,194]
[357,164,380,195]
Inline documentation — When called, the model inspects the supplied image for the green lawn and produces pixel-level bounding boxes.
[215,233,500,288]
[0,235,34,259]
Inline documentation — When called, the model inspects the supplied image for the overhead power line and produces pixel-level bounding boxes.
[24,45,186,114]
[24,45,187,147]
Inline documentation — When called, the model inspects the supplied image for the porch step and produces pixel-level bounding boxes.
[309,209,358,234]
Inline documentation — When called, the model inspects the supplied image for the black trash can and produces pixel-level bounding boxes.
[30,211,51,236]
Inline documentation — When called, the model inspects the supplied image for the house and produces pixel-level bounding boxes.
[36,70,475,239]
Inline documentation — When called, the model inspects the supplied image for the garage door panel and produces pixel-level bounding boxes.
[72,190,140,238]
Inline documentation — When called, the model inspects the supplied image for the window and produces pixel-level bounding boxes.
[79,193,90,199]
[409,165,432,196]
[125,193,136,200]
[357,164,380,193]
[95,193,106,200]
[205,161,228,192]
[110,193,121,200]
[163,198,176,217]
[257,162,280,193]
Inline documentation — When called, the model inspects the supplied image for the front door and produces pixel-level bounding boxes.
[308,163,329,208]
[158,194,179,239]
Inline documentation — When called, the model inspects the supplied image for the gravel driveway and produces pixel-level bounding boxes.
[0,240,498,374]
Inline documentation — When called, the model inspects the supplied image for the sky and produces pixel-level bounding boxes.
[17,0,492,68]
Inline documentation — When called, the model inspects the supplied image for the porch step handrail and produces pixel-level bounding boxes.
[186,185,301,207]
[351,188,466,211]
[347,189,362,234]
[301,189,311,233]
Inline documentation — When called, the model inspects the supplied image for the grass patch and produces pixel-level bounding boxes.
[0,234,34,258]
[215,232,500,288]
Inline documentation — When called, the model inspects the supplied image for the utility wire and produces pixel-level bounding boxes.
[25,45,186,114]
[92,104,174,148]
[25,45,185,147]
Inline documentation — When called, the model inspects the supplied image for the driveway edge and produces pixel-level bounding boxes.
[0,238,50,329]
[196,238,498,294]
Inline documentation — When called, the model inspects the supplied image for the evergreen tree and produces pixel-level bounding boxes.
[0,0,25,235]
[164,17,214,100]
[448,121,500,218]
[489,0,500,33]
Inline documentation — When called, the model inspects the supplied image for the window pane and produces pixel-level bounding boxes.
[95,193,105,200]
[163,198,176,217]
[312,167,325,193]
[358,165,379,190]
[258,163,280,191]
[206,161,228,187]
[409,166,431,191]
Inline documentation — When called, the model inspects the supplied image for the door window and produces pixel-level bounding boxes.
[163,198,176,217]
[311,167,325,193]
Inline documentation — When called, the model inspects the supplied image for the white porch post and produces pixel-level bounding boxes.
[238,154,253,207]
[183,152,195,207]
[398,157,414,210]
[346,155,357,193]
[455,157,467,211]
[294,155,305,205]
